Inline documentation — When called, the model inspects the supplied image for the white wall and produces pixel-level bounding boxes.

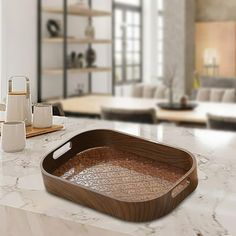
[163,0,195,95]
[142,0,159,85]
[1,0,37,102]
[1,0,112,102]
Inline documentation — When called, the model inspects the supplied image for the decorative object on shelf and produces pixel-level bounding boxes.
[41,129,198,222]
[1,121,26,153]
[75,83,84,96]
[6,76,32,126]
[75,0,88,9]
[71,51,77,68]
[67,54,73,69]
[47,19,61,38]
[76,53,85,68]
[33,104,53,129]
[85,19,95,39]
[67,52,85,68]
[86,47,97,67]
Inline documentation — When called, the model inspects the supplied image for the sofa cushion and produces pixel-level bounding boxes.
[153,85,166,99]
[131,83,169,99]
[222,89,235,103]
[131,84,143,98]
[142,85,157,98]
[196,88,210,101]
[209,89,225,102]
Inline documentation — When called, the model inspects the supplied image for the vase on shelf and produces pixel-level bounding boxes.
[67,54,73,69]
[74,0,88,8]
[86,48,96,68]
[76,53,85,68]
[75,84,84,96]
[70,51,77,68]
[85,19,95,39]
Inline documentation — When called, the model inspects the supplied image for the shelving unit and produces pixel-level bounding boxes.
[37,0,113,102]
[42,6,111,17]
[42,37,112,44]
[43,67,112,75]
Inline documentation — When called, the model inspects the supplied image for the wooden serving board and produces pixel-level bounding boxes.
[26,125,64,138]
[41,129,198,222]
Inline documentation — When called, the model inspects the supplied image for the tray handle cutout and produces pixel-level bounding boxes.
[53,142,72,160]
[171,178,190,198]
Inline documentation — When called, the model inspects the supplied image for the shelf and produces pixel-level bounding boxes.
[42,5,111,17]
[38,2,113,101]
[42,37,112,44]
[43,67,112,75]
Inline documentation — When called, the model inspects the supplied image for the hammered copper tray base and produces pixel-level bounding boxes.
[53,147,185,202]
[41,129,198,222]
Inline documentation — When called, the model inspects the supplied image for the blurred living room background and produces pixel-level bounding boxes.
[1,0,236,130]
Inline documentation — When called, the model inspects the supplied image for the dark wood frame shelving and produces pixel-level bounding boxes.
[37,0,113,102]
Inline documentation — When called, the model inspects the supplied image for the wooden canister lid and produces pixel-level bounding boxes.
[8,92,27,96]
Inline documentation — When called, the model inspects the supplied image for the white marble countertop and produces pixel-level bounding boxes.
[0,117,236,236]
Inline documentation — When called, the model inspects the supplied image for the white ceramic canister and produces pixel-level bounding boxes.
[33,104,53,128]
[5,76,32,126]
[1,121,26,153]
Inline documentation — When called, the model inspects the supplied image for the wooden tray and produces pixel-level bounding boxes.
[41,130,198,222]
[26,125,64,138]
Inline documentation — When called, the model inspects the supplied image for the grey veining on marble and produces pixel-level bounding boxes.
[0,117,236,236]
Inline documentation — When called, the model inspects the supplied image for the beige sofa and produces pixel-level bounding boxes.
[131,84,169,99]
[131,84,236,103]
[196,88,235,103]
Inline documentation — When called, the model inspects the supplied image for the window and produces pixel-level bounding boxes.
[113,0,142,84]
[115,0,140,6]
[157,0,164,78]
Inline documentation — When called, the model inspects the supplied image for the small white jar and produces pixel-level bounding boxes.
[33,104,53,129]
[1,121,26,153]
